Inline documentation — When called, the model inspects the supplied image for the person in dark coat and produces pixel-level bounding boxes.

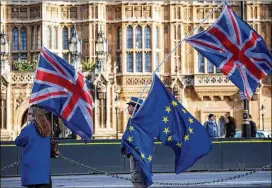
[249,114,257,137]
[121,97,147,188]
[224,112,236,138]
[15,106,52,188]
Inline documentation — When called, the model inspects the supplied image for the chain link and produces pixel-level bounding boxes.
[1,155,271,187]
[59,154,271,186]
[1,161,20,171]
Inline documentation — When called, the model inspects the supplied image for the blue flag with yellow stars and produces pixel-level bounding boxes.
[121,121,154,187]
[131,74,212,174]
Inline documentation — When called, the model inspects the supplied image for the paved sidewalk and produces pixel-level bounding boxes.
[1,171,271,188]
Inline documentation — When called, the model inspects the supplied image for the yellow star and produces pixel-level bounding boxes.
[127,136,133,142]
[182,108,187,113]
[167,136,172,141]
[171,100,178,107]
[129,126,134,132]
[189,127,193,134]
[184,135,189,141]
[147,155,152,162]
[188,117,194,124]
[162,116,169,124]
[163,127,170,134]
[176,142,182,148]
[165,106,171,113]
[141,153,145,159]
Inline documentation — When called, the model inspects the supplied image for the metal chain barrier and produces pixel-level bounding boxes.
[1,155,271,186]
[59,155,271,186]
[1,161,20,171]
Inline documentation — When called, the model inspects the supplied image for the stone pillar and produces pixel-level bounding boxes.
[106,84,110,129]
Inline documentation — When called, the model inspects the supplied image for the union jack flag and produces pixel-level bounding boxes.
[30,47,93,141]
[185,5,272,100]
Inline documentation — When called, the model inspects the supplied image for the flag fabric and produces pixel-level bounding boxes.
[121,121,154,187]
[131,74,212,174]
[29,47,93,141]
[185,5,272,100]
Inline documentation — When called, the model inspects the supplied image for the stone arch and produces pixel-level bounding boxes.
[14,101,30,136]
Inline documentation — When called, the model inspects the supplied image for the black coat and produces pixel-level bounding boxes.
[225,117,236,138]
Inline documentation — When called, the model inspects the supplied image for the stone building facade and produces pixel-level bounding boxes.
[0,1,271,140]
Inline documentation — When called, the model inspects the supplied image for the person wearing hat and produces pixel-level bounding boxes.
[121,96,147,188]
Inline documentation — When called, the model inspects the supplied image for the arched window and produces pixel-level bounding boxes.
[207,60,213,73]
[117,27,121,49]
[145,52,151,72]
[126,53,133,72]
[31,27,35,50]
[135,26,142,49]
[70,26,75,38]
[62,27,69,49]
[12,27,19,50]
[37,26,41,49]
[46,26,51,48]
[144,26,151,48]
[126,26,133,49]
[20,27,27,50]
[156,27,159,49]
[52,27,57,49]
[136,53,142,72]
[198,53,204,73]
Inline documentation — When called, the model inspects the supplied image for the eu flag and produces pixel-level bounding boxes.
[131,74,212,173]
[121,121,154,187]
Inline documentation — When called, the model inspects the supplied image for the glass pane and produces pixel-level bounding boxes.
[126,53,133,72]
[145,52,151,72]
[126,26,133,49]
[144,26,151,49]
[135,26,142,49]
[198,53,204,73]
[136,53,142,72]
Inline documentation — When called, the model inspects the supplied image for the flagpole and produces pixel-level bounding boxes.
[131,1,226,117]
[240,0,251,138]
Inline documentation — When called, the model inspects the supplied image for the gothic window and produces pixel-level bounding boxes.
[20,53,27,61]
[136,53,142,72]
[135,26,142,49]
[126,26,133,49]
[116,27,121,49]
[70,7,77,19]
[116,52,121,73]
[62,27,69,50]
[52,27,57,49]
[37,26,41,49]
[126,52,133,72]
[31,27,35,50]
[198,53,204,73]
[144,26,151,48]
[12,27,19,50]
[70,26,75,38]
[156,27,159,49]
[20,27,27,50]
[145,52,151,72]
[46,26,51,48]
[207,60,213,73]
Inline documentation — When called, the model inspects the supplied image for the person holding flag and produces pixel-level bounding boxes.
[29,47,94,142]
[121,97,154,188]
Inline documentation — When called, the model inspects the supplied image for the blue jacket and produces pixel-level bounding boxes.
[15,123,50,186]
[204,120,219,138]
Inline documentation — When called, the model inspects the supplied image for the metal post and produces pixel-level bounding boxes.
[240,0,251,138]
[116,107,118,139]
